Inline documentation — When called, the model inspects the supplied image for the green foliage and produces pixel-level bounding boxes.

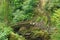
[51,9,60,40]
[51,9,60,26]
[44,0,60,40]
[0,23,12,40]
[10,0,38,23]
[45,0,60,11]
[1,0,60,40]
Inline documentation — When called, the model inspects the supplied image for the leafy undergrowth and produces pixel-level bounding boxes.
[0,22,50,40]
[51,9,60,40]
[0,23,26,40]
[0,23,12,40]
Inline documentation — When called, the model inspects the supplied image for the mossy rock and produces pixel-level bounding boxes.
[18,26,50,40]
[9,32,26,40]
[33,30,50,40]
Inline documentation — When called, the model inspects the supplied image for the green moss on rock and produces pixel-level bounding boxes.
[9,32,26,40]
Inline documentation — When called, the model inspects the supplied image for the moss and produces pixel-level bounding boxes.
[9,32,26,40]
[31,29,50,40]
[17,26,50,40]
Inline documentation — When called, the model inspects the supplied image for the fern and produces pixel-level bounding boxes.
[51,9,60,26]
[10,0,38,23]
[51,9,60,40]
[0,23,12,40]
